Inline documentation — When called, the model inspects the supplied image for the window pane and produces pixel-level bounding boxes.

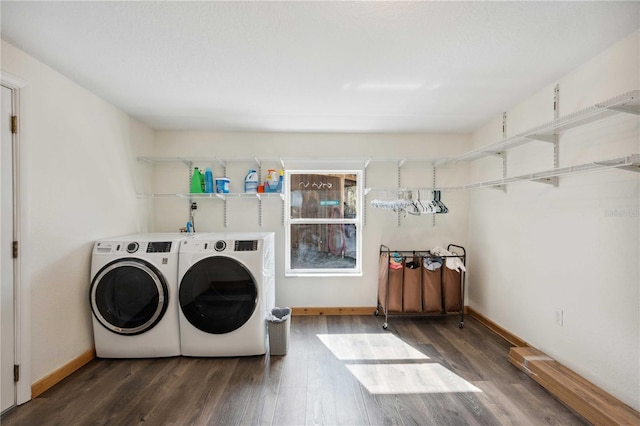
[290,223,357,269]
[290,173,358,219]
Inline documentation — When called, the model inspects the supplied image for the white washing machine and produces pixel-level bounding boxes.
[90,233,191,358]
[178,232,275,357]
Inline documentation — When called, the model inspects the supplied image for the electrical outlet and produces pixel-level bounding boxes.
[554,308,563,326]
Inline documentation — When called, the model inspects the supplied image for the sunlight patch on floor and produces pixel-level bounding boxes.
[316,333,429,361]
[346,363,482,395]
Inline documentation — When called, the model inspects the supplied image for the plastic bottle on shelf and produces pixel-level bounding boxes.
[245,169,258,193]
[277,169,284,193]
[204,167,214,193]
[265,169,278,192]
[215,177,230,193]
[190,167,204,193]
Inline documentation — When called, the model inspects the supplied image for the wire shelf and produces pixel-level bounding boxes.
[435,90,640,167]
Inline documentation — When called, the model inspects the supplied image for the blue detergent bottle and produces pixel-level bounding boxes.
[204,167,214,193]
[277,169,284,193]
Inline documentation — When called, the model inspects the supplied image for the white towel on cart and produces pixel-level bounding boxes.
[431,246,466,272]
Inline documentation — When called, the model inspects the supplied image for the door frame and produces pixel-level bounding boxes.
[1,71,31,406]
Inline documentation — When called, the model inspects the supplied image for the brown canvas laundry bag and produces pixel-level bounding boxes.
[402,257,422,312]
[378,252,403,312]
[387,264,404,312]
[422,265,443,313]
[442,266,462,312]
[378,252,389,311]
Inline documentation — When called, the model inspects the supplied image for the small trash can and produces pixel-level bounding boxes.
[268,307,291,355]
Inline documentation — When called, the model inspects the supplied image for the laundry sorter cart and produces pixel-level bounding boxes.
[375,244,466,329]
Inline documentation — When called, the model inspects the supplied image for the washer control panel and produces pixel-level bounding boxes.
[234,240,258,252]
[146,241,172,253]
[95,240,175,254]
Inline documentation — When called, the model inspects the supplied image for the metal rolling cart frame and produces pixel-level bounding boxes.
[375,243,466,329]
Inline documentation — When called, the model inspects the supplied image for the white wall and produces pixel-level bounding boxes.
[467,30,640,409]
[1,40,154,392]
[151,132,471,308]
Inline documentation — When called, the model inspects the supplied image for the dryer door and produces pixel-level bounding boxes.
[180,256,258,334]
[90,258,169,335]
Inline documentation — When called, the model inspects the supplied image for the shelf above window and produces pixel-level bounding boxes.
[136,155,445,169]
[138,92,639,201]
[138,154,639,198]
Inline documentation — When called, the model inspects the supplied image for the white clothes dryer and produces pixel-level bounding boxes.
[178,232,275,357]
[90,233,190,358]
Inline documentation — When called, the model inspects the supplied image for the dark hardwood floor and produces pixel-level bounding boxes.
[2,315,586,425]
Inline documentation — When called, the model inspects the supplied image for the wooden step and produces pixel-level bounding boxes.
[509,346,640,426]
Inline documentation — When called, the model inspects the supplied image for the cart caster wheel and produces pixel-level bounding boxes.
[458,322,464,329]
[374,309,379,316]
[382,323,388,330]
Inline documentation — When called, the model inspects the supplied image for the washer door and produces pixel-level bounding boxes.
[90,258,169,335]
[180,256,258,334]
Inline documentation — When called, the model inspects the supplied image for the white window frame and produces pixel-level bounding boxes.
[284,169,363,277]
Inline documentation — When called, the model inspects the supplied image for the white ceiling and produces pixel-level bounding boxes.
[1,1,638,133]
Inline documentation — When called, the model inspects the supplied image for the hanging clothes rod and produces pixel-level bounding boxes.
[371,190,449,215]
